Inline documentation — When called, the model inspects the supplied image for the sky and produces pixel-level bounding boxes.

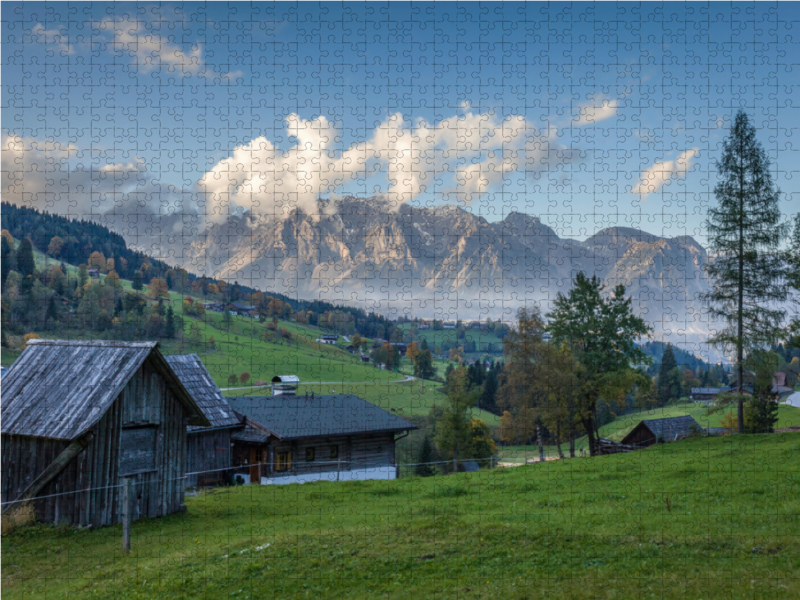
[2,1,799,245]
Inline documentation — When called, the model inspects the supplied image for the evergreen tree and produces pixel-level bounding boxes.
[165,304,176,339]
[479,368,499,414]
[132,269,144,291]
[16,237,36,278]
[657,344,679,404]
[414,435,436,477]
[1,235,15,284]
[420,338,429,351]
[46,294,58,324]
[704,110,789,433]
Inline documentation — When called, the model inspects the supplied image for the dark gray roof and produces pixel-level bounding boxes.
[622,415,702,444]
[691,387,728,395]
[231,425,269,443]
[227,394,416,440]
[1,340,208,440]
[165,354,241,431]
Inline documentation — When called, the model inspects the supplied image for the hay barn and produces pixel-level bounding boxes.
[1,340,208,527]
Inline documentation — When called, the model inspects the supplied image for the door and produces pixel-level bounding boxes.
[249,447,259,483]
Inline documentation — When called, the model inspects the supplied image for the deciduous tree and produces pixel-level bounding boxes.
[547,273,651,456]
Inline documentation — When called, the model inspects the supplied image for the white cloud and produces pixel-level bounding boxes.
[30,23,74,55]
[574,97,619,126]
[199,111,574,221]
[222,70,243,81]
[632,149,699,197]
[99,18,203,75]
[1,135,156,215]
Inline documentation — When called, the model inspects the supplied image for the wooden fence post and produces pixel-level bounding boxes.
[122,478,131,553]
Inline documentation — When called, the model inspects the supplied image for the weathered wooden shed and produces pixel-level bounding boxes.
[0,340,208,527]
[165,354,242,488]
[620,415,702,448]
[227,393,416,485]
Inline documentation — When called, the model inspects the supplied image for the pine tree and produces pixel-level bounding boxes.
[1,235,15,284]
[165,304,176,339]
[132,270,144,291]
[657,344,679,404]
[704,110,789,433]
[414,435,436,477]
[16,237,36,278]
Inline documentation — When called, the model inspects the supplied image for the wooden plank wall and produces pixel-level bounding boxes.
[185,429,232,488]
[268,433,396,477]
[1,357,188,527]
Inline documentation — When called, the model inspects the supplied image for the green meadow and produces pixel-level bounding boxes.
[3,434,799,600]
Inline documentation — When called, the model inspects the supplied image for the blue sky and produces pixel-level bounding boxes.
[2,1,799,244]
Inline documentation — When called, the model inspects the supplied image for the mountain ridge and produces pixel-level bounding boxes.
[179,200,710,337]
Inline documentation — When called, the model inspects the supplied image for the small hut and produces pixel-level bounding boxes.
[620,415,702,448]
[0,340,208,527]
[165,354,242,488]
[271,375,299,396]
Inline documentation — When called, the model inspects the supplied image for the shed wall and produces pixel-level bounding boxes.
[185,429,233,488]
[1,358,188,527]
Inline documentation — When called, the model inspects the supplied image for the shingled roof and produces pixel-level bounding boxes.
[165,354,241,431]
[1,340,208,440]
[621,415,702,445]
[227,394,416,440]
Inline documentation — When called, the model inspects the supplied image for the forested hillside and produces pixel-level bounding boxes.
[0,202,395,342]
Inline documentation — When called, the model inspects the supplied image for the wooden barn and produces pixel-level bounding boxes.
[0,340,208,527]
[620,415,702,448]
[165,354,242,488]
[227,393,416,485]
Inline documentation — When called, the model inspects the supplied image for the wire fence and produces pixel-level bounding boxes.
[0,456,515,510]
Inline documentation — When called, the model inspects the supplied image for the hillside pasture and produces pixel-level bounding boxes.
[2,434,799,600]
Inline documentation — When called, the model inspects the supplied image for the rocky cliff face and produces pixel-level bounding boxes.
[181,198,711,337]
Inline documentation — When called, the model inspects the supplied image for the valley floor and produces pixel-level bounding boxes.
[3,434,799,600]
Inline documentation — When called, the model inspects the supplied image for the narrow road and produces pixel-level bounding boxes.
[221,375,415,392]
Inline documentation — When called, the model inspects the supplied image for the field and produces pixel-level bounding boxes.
[3,433,799,599]
[497,401,800,461]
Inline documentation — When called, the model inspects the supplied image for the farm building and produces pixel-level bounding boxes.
[271,375,300,396]
[621,415,703,447]
[165,354,242,488]
[227,302,257,317]
[318,334,338,344]
[690,387,731,401]
[0,340,208,527]
[227,393,416,485]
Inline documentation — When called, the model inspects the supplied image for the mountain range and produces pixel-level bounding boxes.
[179,198,712,341]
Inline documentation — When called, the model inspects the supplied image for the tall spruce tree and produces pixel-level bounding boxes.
[657,344,679,404]
[16,237,35,278]
[0,235,15,284]
[785,214,800,347]
[704,110,789,433]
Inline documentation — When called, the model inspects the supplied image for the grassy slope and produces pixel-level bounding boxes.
[498,401,800,460]
[1,251,505,422]
[3,434,799,600]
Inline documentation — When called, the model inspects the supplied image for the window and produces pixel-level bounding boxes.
[276,452,291,472]
[305,447,315,462]
[330,445,339,459]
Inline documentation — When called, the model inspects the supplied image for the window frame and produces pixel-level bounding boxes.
[305,447,315,462]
